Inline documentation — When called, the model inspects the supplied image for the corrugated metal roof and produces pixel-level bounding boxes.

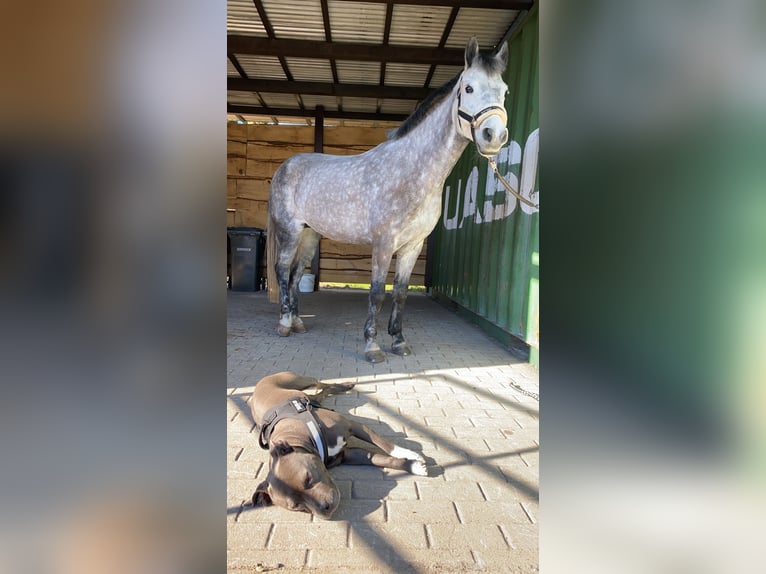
[429,65,463,88]
[227,0,532,126]
[258,92,299,107]
[284,57,334,82]
[336,60,380,85]
[227,0,267,36]
[389,5,452,47]
[300,94,340,112]
[385,63,431,87]
[446,8,520,49]
[379,99,418,115]
[235,55,285,80]
[339,96,378,113]
[227,91,263,105]
[327,0,386,44]
[261,0,326,40]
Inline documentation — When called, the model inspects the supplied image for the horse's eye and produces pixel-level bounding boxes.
[465,85,473,94]
[304,474,313,488]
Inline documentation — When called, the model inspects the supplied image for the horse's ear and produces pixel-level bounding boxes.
[252,481,273,507]
[495,41,509,69]
[465,36,480,69]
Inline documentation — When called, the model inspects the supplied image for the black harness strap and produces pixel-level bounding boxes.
[256,397,329,463]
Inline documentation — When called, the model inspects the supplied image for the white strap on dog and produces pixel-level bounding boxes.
[305,420,326,463]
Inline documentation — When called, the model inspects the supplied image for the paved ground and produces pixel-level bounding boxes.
[227,288,539,573]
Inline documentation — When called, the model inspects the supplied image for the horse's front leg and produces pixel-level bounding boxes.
[364,247,394,363]
[388,241,422,356]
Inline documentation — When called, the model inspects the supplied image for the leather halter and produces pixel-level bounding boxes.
[256,397,329,463]
[455,76,508,147]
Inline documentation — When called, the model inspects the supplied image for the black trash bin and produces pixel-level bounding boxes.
[227,227,265,291]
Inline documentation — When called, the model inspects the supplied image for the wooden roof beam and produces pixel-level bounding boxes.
[332,0,532,8]
[228,36,464,66]
[228,77,430,100]
[227,105,407,123]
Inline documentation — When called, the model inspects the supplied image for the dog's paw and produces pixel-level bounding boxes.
[391,446,425,463]
[408,460,429,476]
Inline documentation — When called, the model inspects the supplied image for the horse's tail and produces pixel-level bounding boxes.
[266,209,279,303]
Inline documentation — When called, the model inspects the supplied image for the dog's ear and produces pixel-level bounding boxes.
[252,480,272,507]
[270,440,294,457]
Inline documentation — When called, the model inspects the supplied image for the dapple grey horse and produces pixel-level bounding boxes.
[267,37,509,362]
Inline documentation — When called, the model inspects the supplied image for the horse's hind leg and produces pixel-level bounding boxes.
[364,246,394,363]
[274,227,302,337]
[387,240,422,356]
[287,228,320,333]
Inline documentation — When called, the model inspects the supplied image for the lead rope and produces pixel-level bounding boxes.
[487,157,540,211]
[509,380,539,402]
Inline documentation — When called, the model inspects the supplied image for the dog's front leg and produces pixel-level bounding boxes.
[311,381,355,403]
[342,448,428,476]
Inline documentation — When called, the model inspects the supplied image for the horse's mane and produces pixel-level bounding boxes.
[389,50,503,140]
[389,75,459,140]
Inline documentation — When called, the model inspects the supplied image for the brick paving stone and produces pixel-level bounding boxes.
[427,523,509,550]
[268,521,349,550]
[227,478,257,506]
[227,549,307,571]
[440,461,508,483]
[415,479,486,502]
[352,479,418,500]
[454,501,531,525]
[350,522,428,549]
[452,425,505,440]
[332,498,387,522]
[227,290,537,573]
[307,546,429,574]
[227,522,272,550]
[387,500,460,524]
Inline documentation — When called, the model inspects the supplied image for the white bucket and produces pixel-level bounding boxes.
[298,274,315,293]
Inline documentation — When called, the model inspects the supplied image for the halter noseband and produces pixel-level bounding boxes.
[455,76,508,148]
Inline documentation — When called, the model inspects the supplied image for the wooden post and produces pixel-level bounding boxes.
[310,106,324,290]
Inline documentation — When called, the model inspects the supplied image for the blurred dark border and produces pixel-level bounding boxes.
[2,0,765,572]
[1,1,226,572]
[541,1,766,571]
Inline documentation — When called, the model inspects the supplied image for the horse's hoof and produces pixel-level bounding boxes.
[277,325,291,337]
[391,342,412,356]
[365,349,386,363]
[292,322,307,334]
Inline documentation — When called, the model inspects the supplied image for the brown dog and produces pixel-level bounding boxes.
[250,371,428,519]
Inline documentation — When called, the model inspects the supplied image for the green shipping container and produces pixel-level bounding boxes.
[430,5,539,365]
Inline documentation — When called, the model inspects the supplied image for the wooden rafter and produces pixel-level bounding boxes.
[228,36,465,66]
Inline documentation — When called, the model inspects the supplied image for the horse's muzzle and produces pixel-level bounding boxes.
[472,110,508,158]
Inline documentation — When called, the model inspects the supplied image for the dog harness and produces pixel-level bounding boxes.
[256,397,329,463]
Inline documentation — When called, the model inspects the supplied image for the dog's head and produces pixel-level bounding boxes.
[252,440,340,519]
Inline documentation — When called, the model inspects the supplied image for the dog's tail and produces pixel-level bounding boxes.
[266,209,279,303]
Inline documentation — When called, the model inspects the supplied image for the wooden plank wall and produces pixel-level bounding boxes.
[227,123,427,286]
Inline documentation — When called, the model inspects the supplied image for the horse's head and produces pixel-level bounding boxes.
[454,37,510,158]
